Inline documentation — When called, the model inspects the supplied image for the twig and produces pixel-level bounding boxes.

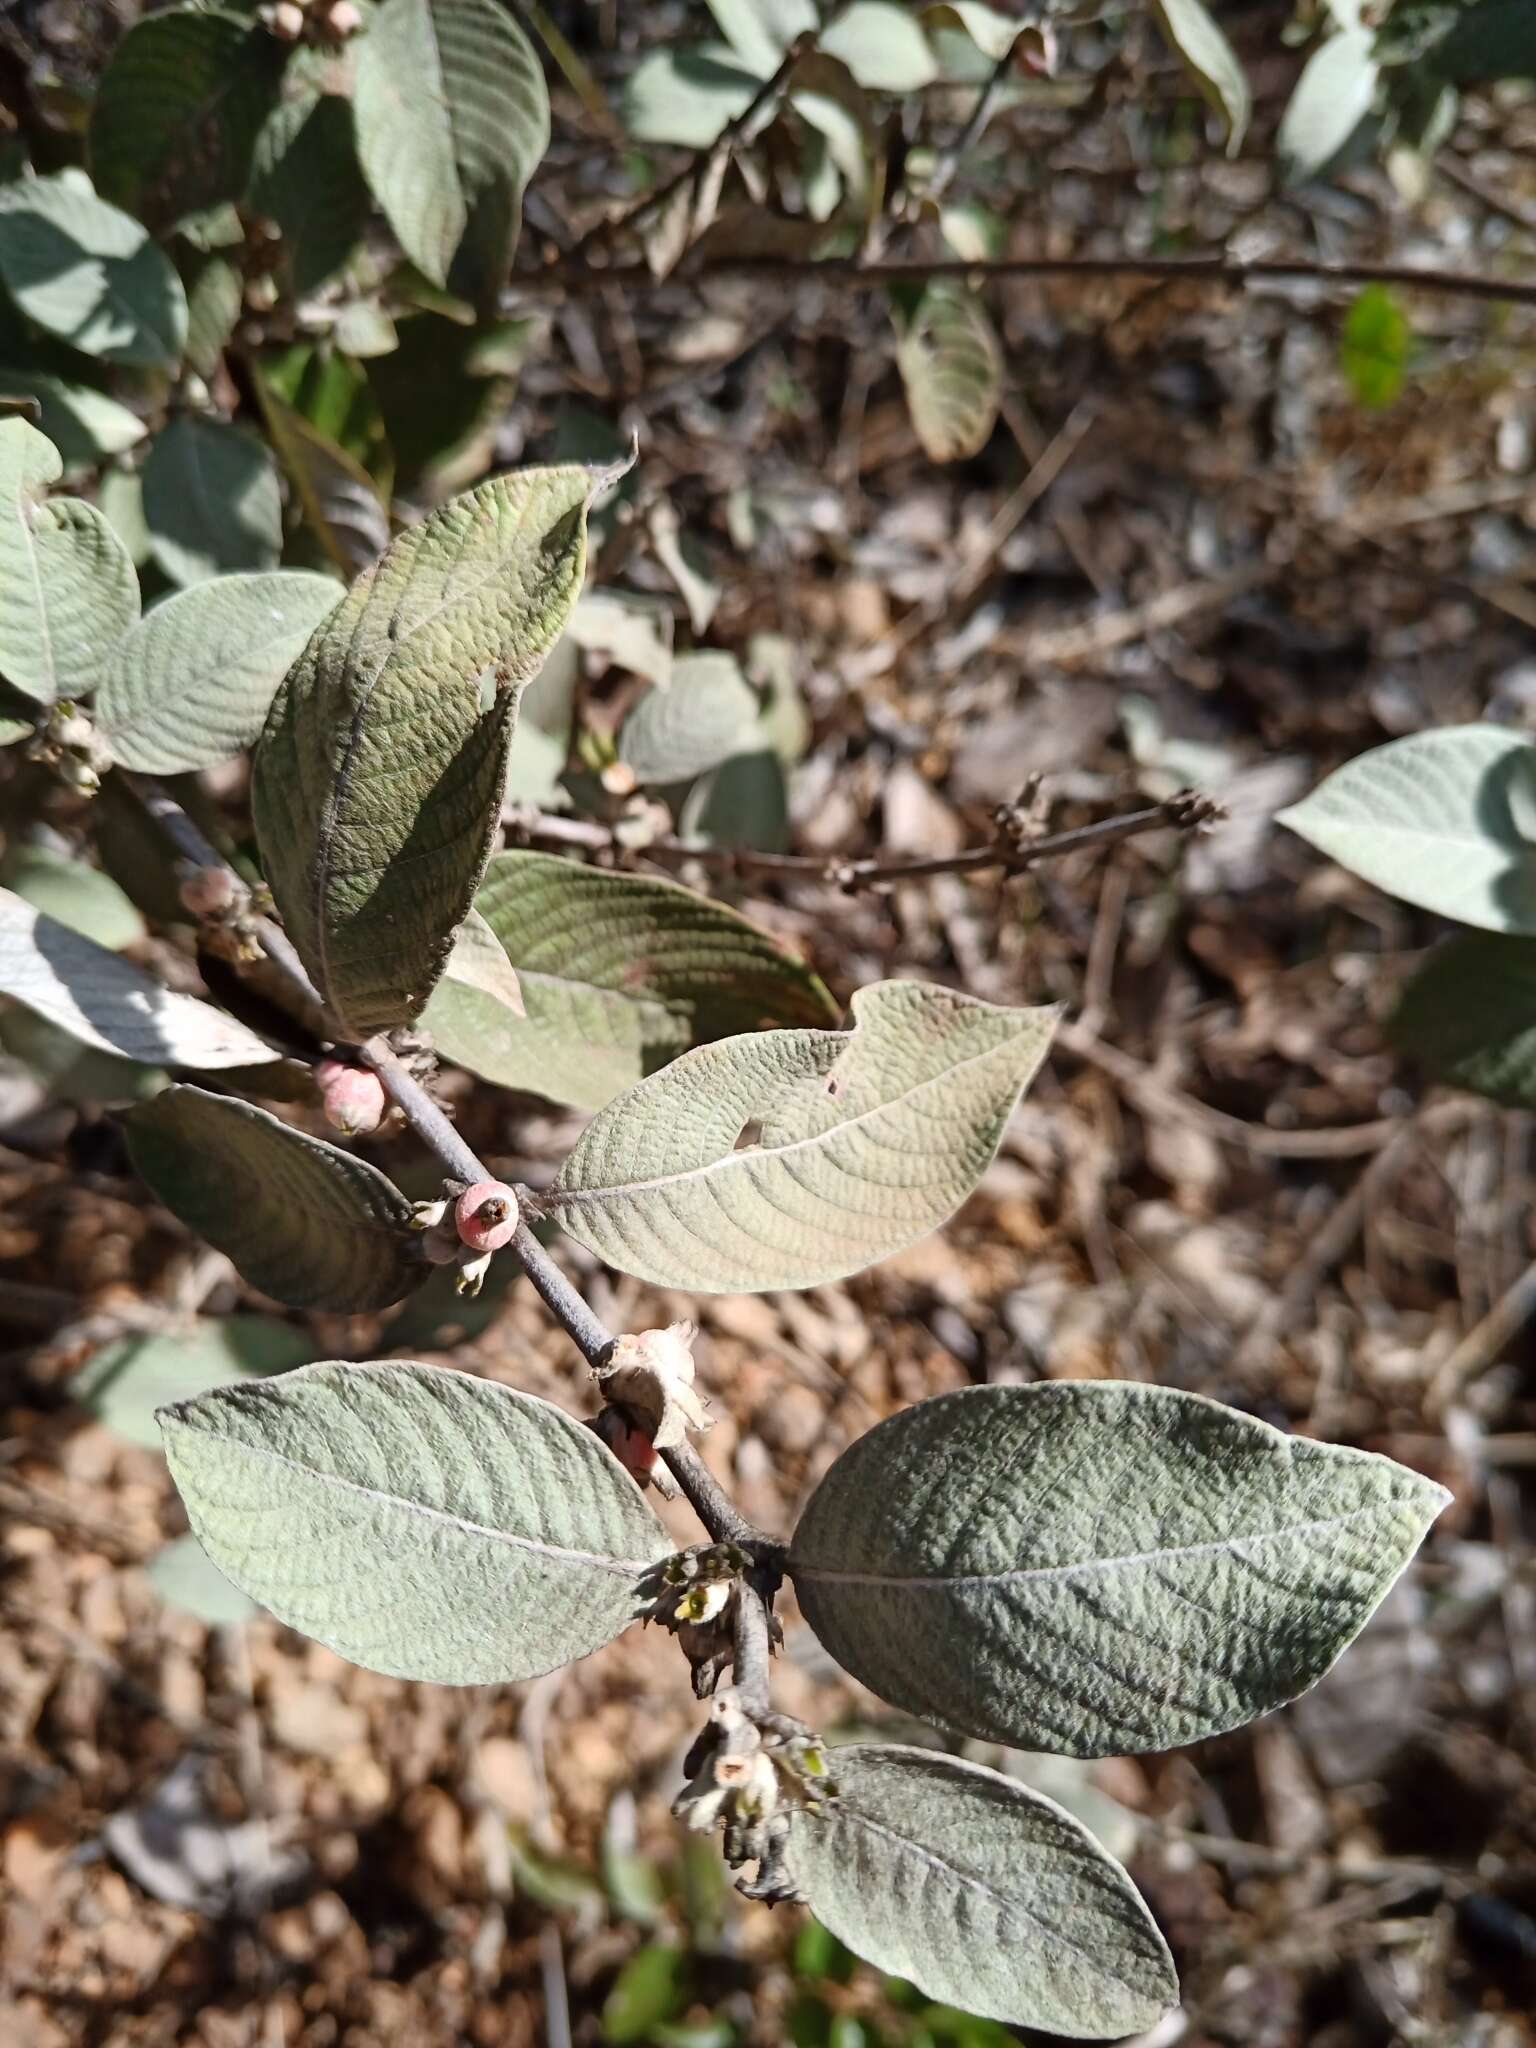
[1428,1253,1536,1418]
[521,248,1536,309]
[509,792,1218,887]
[923,27,1025,208]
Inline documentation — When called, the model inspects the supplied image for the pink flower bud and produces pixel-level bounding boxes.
[326,0,362,31]
[265,0,306,39]
[454,1181,519,1251]
[315,1058,387,1136]
[178,866,240,920]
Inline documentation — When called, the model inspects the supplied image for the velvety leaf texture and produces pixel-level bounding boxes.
[158,1361,673,1682]
[88,8,286,229]
[786,1745,1177,2037]
[126,1086,424,1312]
[0,889,278,1070]
[1278,726,1536,931]
[251,462,606,1036]
[0,174,186,368]
[422,850,839,1112]
[0,418,140,703]
[552,982,1058,1291]
[789,1382,1450,1756]
[95,572,342,773]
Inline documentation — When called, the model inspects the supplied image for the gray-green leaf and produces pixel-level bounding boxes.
[126,1085,423,1312]
[0,370,146,477]
[1277,726,1536,931]
[74,1316,319,1450]
[251,461,610,1036]
[1152,0,1251,153]
[0,173,187,368]
[1277,30,1378,184]
[0,842,144,949]
[146,1533,260,1626]
[0,889,278,1069]
[142,417,284,586]
[619,652,760,786]
[786,1745,1176,2037]
[896,286,1001,464]
[250,93,373,299]
[423,849,838,1113]
[623,47,760,151]
[88,7,286,230]
[789,1382,1449,1756]
[354,0,549,299]
[0,416,140,702]
[552,981,1057,1292]
[95,571,343,774]
[1392,931,1536,1107]
[821,4,938,91]
[158,1360,672,1682]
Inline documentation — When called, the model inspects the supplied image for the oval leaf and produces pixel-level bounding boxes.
[896,285,1001,464]
[0,417,140,703]
[0,842,144,949]
[0,889,279,1069]
[251,461,611,1036]
[787,1745,1176,2037]
[354,0,549,299]
[789,1382,1450,1757]
[0,370,146,477]
[1152,0,1251,152]
[1278,30,1378,184]
[143,416,284,586]
[158,1360,673,1682]
[423,849,839,1112]
[95,571,343,773]
[0,173,187,368]
[73,1316,318,1450]
[619,652,761,786]
[820,3,938,91]
[1277,726,1536,932]
[1392,930,1536,1107]
[126,1085,423,1311]
[88,7,284,229]
[552,982,1057,1292]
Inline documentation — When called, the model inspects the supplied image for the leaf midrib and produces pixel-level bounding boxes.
[789,1497,1427,1590]
[171,1419,659,1574]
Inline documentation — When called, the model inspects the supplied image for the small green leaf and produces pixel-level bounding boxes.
[624,47,760,150]
[251,93,373,298]
[0,890,278,1069]
[896,286,1001,464]
[707,0,817,73]
[1277,726,1536,931]
[142,416,284,586]
[0,417,139,702]
[1393,931,1536,1107]
[88,7,286,229]
[619,653,760,785]
[821,4,938,91]
[1152,0,1251,153]
[252,461,612,1036]
[602,1944,690,2045]
[786,1746,1177,2037]
[1340,284,1409,409]
[553,982,1057,1292]
[95,571,343,774]
[789,1382,1449,1757]
[147,1532,261,1626]
[1278,30,1378,184]
[354,0,549,300]
[73,1316,318,1449]
[423,849,838,1113]
[0,173,187,369]
[0,842,144,949]
[158,1360,673,1682]
[127,1085,424,1312]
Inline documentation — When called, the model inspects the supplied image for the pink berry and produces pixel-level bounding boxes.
[454,1181,519,1251]
[316,1059,387,1136]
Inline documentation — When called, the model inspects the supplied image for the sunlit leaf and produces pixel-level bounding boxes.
[620,653,760,785]
[1278,30,1378,183]
[0,173,186,368]
[1340,284,1409,409]
[896,286,1001,463]
[1152,0,1251,152]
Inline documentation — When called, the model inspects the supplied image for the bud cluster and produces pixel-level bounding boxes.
[408,1176,521,1297]
[646,1544,776,1696]
[260,0,362,44]
[26,702,112,797]
[671,1691,835,1904]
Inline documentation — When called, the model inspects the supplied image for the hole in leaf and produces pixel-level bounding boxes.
[733,1119,763,1151]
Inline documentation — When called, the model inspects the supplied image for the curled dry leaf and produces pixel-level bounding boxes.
[598,1320,709,1449]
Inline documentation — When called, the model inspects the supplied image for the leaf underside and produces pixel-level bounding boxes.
[159,1360,672,1682]
[789,1381,1449,1756]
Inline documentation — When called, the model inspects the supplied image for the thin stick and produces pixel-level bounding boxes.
[523,249,1536,309]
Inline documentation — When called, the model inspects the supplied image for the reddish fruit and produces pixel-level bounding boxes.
[315,1058,387,1136]
[454,1181,519,1251]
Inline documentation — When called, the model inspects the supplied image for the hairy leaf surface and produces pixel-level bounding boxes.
[159,1361,672,1681]
[790,1383,1450,1756]
[0,174,186,368]
[552,982,1056,1291]
[0,890,278,1069]
[95,572,341,772]
[424,850,838,1112]
[126,1086,422,1312]
[251,462,608,1035]
[1278,726,1536,931]
[787,1745,1176,2036]
[0,419,139,703]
